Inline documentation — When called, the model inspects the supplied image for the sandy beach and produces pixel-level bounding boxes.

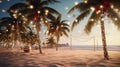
[0,48,120,67]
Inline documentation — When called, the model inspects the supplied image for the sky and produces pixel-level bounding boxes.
[0,0,120,46]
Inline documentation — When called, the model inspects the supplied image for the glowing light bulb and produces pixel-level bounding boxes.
[115,9,119,12]
[101,18,104,21]
[114,18,118,21]
[45,10,49,15]
[18,13,22,15]
[45,10,49,13]
[61,25,63,27]
[22,15,25,18]
[37,10,40,14]
[7,0,10,2]
[29,5,34,9]
[100,5,103,8]
[9,24,11,26]
[110,5,114,9]
[2,9,6,12]
[96,10,101,14]
[45,20,48,23]
[15,10,18,13]
[30,21,33,24]
[0,0,2,3]
[23,21,26,24]
[75,1,79,5]
[6,30,8,32]
[13,14,17,18]
[75,19,78,22]
[90,7,95,11]
[41,18,43,21]
[90,19,94,21]
[84,0,88,3]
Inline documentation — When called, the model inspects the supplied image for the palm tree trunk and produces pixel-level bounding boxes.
[100,20,109,60]
[55,40,58,51]
[37,31,42,54]
[56,44,58,51]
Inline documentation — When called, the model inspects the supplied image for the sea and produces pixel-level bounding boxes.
[59,45,120,51]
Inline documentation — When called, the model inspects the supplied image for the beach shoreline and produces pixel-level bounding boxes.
[0,48,120,67]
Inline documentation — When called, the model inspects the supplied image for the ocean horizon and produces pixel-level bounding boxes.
[59,45,120,51]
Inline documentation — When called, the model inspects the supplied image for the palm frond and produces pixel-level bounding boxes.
[110,0,120,10]
[68,3,81,14]
[71,9,90,30]
[62,30,69,37]
[8,3,27,12]
[42,7,61,16]
[46,13,56,21]
[62,27,70,32]
[40,1,50,6]
[84,11,100,34]
[108,8,120,30]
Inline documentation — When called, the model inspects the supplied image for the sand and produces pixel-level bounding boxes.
[0,48,120,67]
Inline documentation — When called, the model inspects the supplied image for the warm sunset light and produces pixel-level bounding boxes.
[0,0,120,67]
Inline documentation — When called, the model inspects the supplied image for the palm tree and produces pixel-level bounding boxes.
[21,0,61,53]
[68,0,120,60]
[48,16,70,50]
[0,15,29,48]
[46,37,56,48]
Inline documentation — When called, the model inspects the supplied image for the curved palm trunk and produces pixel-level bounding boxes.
[36,21,42,54]
[56,41,58,51]
[37,31,42,54]
[100,20,109,60]
[56,37,59,51]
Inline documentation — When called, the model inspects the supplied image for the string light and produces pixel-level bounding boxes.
[84,0,88,3]
[23,21,26,24]
[2,9,6,12]
[30,21,33,24]
[75,1,79,5]
[75,19,78,22]
[29,5,34,9]
[115,9,119,12]
[18,13,22,16]
[61,25,63,27]
[110,5,114,9]
[100,5,103,9]
[67,22,70,25]
[6,29,8,32]
[15,10,18,13]
[96,10,101,14]
[40,18,43,21]
[37,10,40,14]
[45,20,48,23]
[23,18,27,21]
[22,15,25,18]
[9,24,11,26]
[114,18,118,21]
[90,7,95,11]
[13,14,17,18]
[45,10,49,15]
[7,0,10,2]
[0,0,2,3]
[90,19,94,21]
[101,18,104,21]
